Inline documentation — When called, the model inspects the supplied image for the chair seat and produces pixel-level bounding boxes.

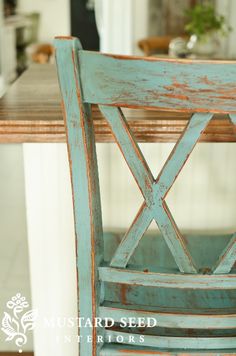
[100,232,236,351]
[102,232,236,307]
[104,231,236,274]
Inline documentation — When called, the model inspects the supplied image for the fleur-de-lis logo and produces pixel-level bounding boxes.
[1,293,38,353]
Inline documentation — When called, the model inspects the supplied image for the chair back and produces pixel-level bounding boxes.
[54,37,236,355]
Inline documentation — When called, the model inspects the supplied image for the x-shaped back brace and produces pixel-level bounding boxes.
[99,106,236,274]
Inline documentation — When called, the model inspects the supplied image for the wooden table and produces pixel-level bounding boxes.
[0,63,235,143]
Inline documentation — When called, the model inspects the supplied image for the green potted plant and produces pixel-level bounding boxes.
[185,3,231,57]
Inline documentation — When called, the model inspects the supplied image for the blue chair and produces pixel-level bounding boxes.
[54,36,236,355]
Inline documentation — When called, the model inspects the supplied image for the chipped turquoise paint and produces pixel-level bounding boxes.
[79,51,236,113]
[99,106,196,272]
[100,345,236,356]
[54,37,104,356]
[110,203,153,268]
[105,330,236,350]
[100,107,212,273]
[99,266,236,289]
[99,304,236,329]
[99,106,154,202]
[54,37,236,354]
[153,113,213,199]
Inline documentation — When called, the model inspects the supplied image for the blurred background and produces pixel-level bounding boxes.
[0,0,236,355]
[1,0,236,92]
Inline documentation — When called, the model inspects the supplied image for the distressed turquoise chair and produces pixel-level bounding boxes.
[54,37,236,355]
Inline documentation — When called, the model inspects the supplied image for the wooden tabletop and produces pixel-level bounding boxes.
[0,64,235,143]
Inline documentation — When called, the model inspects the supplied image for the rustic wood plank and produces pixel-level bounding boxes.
[104,330,236,350]
[99,266,236,289]
[99,305,236,329]
[54,37,104,356]
[1,64,236,143]
[79,51,236,113]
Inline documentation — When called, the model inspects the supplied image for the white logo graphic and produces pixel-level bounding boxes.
[1,293,37,353]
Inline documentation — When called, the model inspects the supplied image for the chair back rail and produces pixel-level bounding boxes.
[78,51,236,114]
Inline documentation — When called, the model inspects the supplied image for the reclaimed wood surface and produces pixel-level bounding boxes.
[1,64,236,143]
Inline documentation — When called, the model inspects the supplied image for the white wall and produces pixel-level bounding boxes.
[216,0,236,57]
[18,0,70,42]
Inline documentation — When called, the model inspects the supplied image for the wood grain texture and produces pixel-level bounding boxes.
[1,64,236,143]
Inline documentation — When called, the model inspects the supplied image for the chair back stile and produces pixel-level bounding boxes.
[55,37,104,356]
